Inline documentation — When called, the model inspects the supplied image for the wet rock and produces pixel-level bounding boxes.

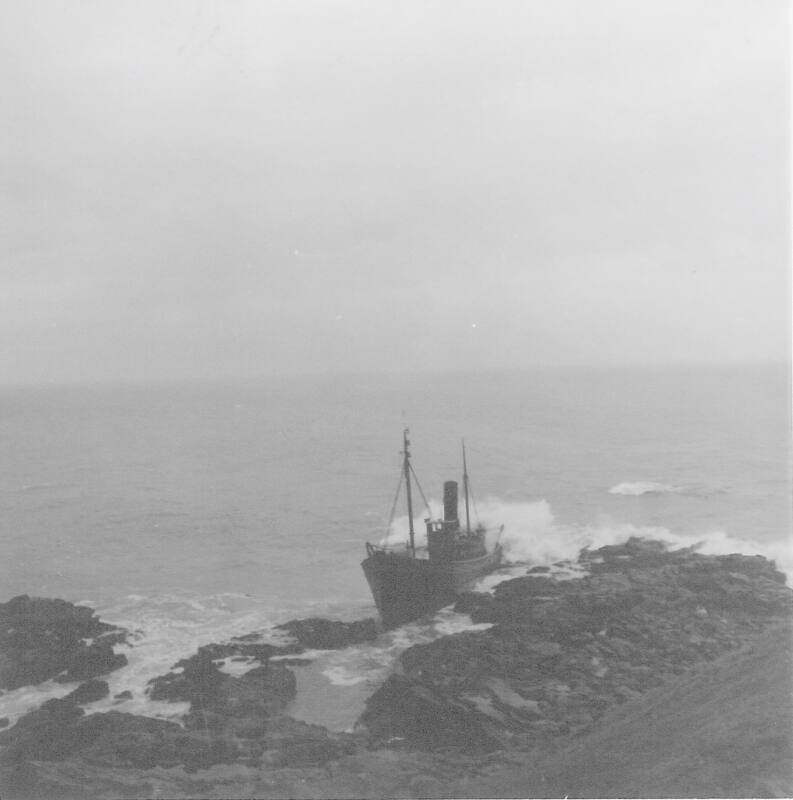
[224,663,297,716]
[715,553,787,583]
[257,717,357,767]
[191,640,300,663]
[56,641,128,683]
[0,595,128,691]
[148,652,296,717]
[0,717,8,729]
[0,698,88,763]
[276,657,314,666]
[0,701,241,773]
[113,690,132,700]
[361,674,506,752]
[63,679,109,705]
[275,617,379,649]
[1,628,359,779]
[496,575,565,598]
[584,538,672,570]
[453,591,494,619]
[148,651,225,707]
[360,540,792,754]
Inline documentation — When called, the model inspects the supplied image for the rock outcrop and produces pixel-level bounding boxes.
[360,539,791,752]
[147,651,297,718]
[275,617,379,649]
[1,542,790,798]
[62,680,110,705]
[0,615,371,783]
[0,595,128,690]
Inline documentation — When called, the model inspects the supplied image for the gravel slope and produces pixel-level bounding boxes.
[461,620,793,798]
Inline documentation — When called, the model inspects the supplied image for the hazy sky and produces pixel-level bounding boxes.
[1,0,789,384]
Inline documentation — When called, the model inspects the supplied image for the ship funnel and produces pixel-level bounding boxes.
[443,481,458,522]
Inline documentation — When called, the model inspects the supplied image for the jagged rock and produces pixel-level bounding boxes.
[113,690,132,700]
[256,716,357,767]
[453,591,494,618]
[0,698,87,763]
[63,679,109,705]
[148,652,296,717]
[0,595,128,691]
[148,651,225,707]
[0,702,241,772]
[361,674,507,752]
[189,639,300,663]
[56,641,128,683]
[361,540,792,754]
[275,617,379,650]
[496,576,566,598]
[715,553,787,583]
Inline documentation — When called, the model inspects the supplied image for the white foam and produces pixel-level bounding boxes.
[270,648,326,662]
[608,481,679,496]
[321,664,369,687]
[312,605,494,690]
[0,680,74,729]
[84,593,296,719]
[379,494,791,594]
[2,498,787,728]
[463,497,791,581]
[472,564,527,592]
[215,657,258,677]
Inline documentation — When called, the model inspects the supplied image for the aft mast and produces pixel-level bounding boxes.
[462,438,471,535]
[403,428,416,556]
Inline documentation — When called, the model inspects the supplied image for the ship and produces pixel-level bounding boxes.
[362,429,503,629]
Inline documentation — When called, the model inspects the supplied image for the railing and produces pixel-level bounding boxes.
[365,541,411,557]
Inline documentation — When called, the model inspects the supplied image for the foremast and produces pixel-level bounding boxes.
[403,428,416,557]
[462,438,471,535]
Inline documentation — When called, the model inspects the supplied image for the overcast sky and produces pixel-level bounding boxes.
[1,0,789,384]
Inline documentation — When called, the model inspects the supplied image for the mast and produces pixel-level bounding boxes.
[403,428,416,556]
[462,438,471,535]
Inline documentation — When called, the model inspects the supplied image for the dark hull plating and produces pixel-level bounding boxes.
[362,545,502,630]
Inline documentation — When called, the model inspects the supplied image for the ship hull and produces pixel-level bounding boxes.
[362,546,502,630]
[451,544,503,594]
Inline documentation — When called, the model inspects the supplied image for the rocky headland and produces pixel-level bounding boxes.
[1,538,791,799]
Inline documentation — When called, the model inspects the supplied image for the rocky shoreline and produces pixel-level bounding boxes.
[1,538,791,799]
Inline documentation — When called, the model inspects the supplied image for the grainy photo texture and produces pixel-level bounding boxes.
[1,1,790,798]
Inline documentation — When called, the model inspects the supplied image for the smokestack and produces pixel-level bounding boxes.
[443,481,458,522]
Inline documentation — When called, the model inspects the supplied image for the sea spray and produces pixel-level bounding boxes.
[607,481,727,497]
[608,481,679,496]
[481,497,793,579]
[387,496,792,579]
[2,500,788,730]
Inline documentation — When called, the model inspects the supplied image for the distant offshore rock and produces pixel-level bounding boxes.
[0,595,128,691]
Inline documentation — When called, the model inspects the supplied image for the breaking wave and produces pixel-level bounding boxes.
[608,481,679,496]
[0,592,313,728]
[2,498,788,730]
[386,497,792,580]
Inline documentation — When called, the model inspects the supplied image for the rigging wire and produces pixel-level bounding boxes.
[409,463,434,519]
[468,477,481,526]
[385,469,404,534]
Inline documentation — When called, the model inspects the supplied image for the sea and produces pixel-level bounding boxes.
[1,364,790,730]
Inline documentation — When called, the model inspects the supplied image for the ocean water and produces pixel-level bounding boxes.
[1,364,790,728]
